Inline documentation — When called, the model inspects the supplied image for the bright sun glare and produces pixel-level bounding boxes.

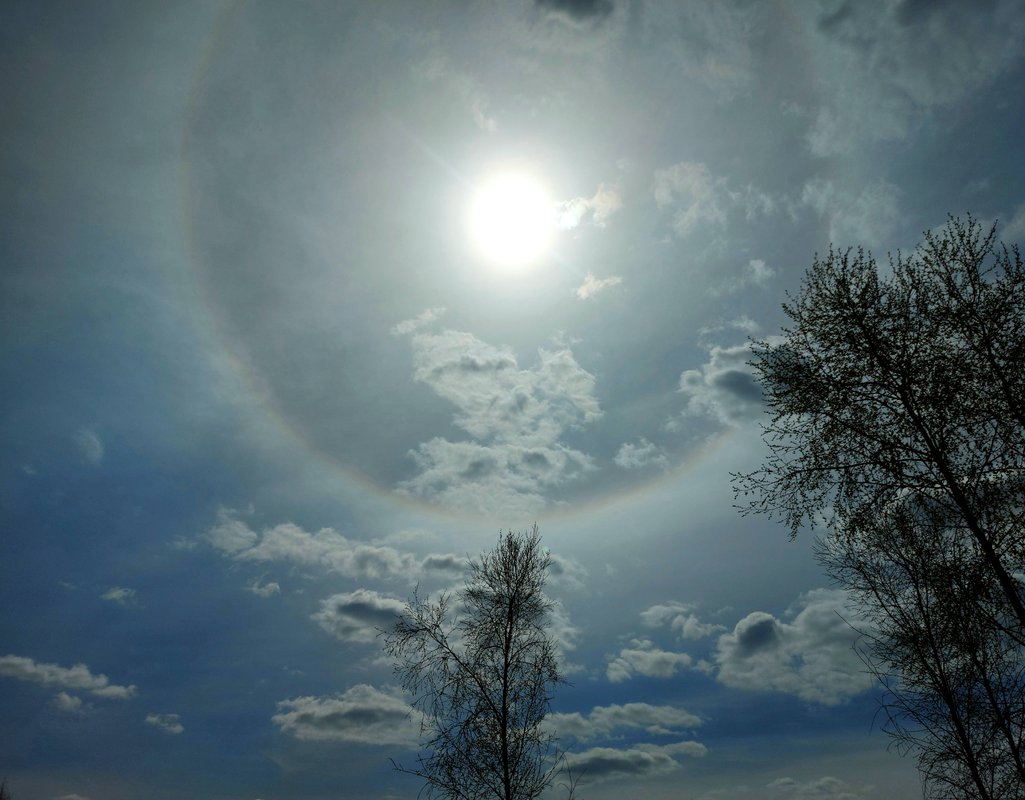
[468,172,556,270]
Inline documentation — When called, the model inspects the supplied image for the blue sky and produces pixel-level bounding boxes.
[2,1,1025,798]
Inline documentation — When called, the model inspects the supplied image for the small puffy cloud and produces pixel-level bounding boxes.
[101,586,136,606]
[0,654,136,699]
[575,272,623,300]
[247,578,280,598]
[714,589,874,705]
[565,739,704,785]
[145,712,184,735]
[558,184,623,229]
[549,702,701,741]
[312,589,406,643]
[273,684,421,747]
[641,601,725,640]
[52,691,84,714]
[390,307,445,336]
[73,428,104,465]
[606,639,692,683]
[678,342,765,426]
[614,438,669,471]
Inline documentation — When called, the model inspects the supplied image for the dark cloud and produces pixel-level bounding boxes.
[312,590,406,643]
[536,0,614,22]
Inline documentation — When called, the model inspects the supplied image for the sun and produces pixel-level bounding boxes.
[468,171,556,270]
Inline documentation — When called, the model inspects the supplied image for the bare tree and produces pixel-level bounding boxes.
[734,216,1025,798]
[383,524,569,800]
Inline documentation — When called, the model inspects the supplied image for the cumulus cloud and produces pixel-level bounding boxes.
[565,740,705,785]
[395,328,602,515]
[273,684,420,746]
[73,428,104,465]
[207,508,461,582]
[606,639,692,682]
[100,586,136,606]
[558,184,623,229]
[801,178,900,249]
[575,272,623,300]
[654,162,775,238]
[714,589,874,705]
[145,712,184,735]
[677,342,765,426]
[52,691,84,714]
[641,601,725,640]
[312,589,406,643]
[614,438,669,471]
[549,702,701,741]
[0,654,136,699]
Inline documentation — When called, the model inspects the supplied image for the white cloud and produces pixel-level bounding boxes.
[614,438,669,471]
[677,341,765,426]
[565,739,705,786]
[558,183,623,229]
[713,258,776,296]
[273,684,421,746]
[654,161,774,238]
[606,639,692,683]
[100,586,136,606]
[312,589,406,643]
[714,589,875,705]
[801,178,900,249]
[575,272,623,300]
[145,712,184,735]
[548,702,701,741]
[247,578,280,598]
[396,329,602,515]
[52,691,84,714]
[0,654,136,699]
[641,601,725,640]
[390,307,446,336]
[73,428,104,465]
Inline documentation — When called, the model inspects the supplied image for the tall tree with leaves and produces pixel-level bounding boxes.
[384,524,568,800]
[734,216,1025,799]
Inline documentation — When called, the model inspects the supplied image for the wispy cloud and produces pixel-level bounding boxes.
[73,428,104,465]
[145,712,184,735]
[558,184,623,229]
[575,272,623,300]
[100,586,136,606]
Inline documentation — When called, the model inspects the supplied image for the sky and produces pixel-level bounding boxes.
[2,1,1025,798]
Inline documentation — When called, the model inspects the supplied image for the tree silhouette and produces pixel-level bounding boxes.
[384,524,569,800]
[735,216,1025,798]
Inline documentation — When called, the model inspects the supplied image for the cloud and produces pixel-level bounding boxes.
[714,589,874,705]
[654,162,774,238]
[565,739,705,785]
[695,776,875,800]
[536,0,614,23]
[100,586,136,606]
[73,428,104,465]
[273,684,421,746]
[0,654,136,699]
[549,702,701,741]
[801,178,900,248]
[558,184,623,229]
[805,0,1025,155]
[614,438,669,471]
[52,691,84,714]
[712,259,776,296]
[312,589,406,643]
[606,639,692,682]
[247,578,281,598]
[575,272,623,300]
[390,307,446,336]
[395,329,602,515]
[677,341,765,426]
[641,601,725,640]
[145,712,184,735]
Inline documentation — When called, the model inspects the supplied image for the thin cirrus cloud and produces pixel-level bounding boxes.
[100,586,136,606]
[0,654,136,699]
[273,684,421,746]
[653,161,775,238]
[575,272,623,300]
